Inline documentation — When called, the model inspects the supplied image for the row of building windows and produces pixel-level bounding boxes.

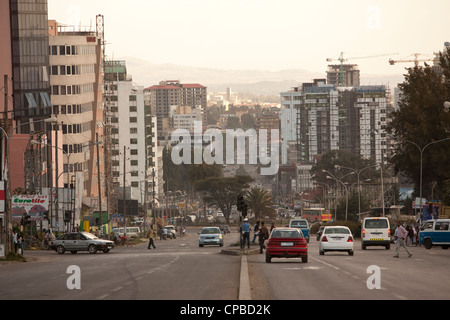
[50,64,95,76]
[52,83,94,95]
[49,45,96,56]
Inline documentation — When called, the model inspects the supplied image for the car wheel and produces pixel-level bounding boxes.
[362,243,366,250]
[348,250,354,256]
[265,255,271,263]
[88,244,98,254]
[220,243,223,247]
[424,238,432,249]
[199,244,204,247]
[102,249,110,253]
[302,255,308,263]
[319,250,324,255]
[385,244,390,250]
[70,251,77,254]
[56,245,65,254]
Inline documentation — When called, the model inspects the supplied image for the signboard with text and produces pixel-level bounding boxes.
[11,195,49,221]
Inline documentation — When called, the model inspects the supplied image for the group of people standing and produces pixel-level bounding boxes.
[241,219,274,253]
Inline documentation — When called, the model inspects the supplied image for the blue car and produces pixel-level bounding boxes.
[289,218,310,243]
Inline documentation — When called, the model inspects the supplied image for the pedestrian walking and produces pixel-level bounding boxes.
[147,226,156,250]
[393,221,412,258]
[241,218,250,249]
[259,221,269,254]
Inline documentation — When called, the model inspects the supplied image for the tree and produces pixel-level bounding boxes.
[194,175,253,224]
[244,187,275,221]
[387,47,450,201]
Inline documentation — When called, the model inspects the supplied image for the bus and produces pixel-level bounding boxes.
[303,208,332,222]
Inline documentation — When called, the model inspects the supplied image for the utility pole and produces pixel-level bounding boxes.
[123,145,126,236]
[96,133,102,232]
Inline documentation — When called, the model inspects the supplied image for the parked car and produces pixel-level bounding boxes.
[50,232,114,254]
[265,227,308,263]
[289,218,310,242]
[198,227,223,247]
[419,219,450,249]
[319,226,354,256]
[361,217,391,250]
[165,225,177,239]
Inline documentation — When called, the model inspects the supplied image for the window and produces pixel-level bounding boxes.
[435,221,449,231]
[130,138,138,144]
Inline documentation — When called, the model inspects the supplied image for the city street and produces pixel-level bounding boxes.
[1,228,450,301]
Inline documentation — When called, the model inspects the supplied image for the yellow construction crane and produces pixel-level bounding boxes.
[388,53,435,67]
[326,52,398,86]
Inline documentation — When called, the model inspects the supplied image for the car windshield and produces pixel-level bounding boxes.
[82,232,99,240]
[201,228,220,234]
[364,219,388,228]
[291,221,307,228]
[324,228,350,234]
[271,230,303,238]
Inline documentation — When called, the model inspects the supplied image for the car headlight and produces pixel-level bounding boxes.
[218,235,222,239]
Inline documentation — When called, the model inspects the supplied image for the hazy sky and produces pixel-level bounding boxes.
[48,0,450,76]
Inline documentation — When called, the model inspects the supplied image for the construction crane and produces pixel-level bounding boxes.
[388,53,435,67]
[326,52,398,86]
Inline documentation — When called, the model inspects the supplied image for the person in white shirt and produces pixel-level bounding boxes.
[393,221,412,258]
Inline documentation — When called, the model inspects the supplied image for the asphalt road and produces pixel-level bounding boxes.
[247,236,450,300]
[1,228,449,302]
[0,227,241,300]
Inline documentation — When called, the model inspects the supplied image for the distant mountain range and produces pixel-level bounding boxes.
[123,56,405,96]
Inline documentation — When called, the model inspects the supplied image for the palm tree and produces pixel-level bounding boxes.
[244,187,275,221]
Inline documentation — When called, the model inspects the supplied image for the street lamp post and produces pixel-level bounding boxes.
[402,137,450,220]
[322,169,353,221]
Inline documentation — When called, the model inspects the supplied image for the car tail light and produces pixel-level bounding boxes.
[362,229,366,238]
[347,236,353,242]
[388,229,391,237]
[322,236,328,242]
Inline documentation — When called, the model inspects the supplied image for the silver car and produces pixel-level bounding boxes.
[50,232,114,254]
[198,227,223,247]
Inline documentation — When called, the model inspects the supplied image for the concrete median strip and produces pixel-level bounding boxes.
[239,255,251,300]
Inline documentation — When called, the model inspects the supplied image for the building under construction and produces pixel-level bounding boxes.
[280,75,390,166]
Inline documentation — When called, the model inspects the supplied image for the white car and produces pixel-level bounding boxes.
[165,225,177,239]
[319,226,354,256]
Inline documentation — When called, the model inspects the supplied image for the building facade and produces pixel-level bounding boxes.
[104,60,159,212]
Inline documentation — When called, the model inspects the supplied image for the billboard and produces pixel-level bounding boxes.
[11,195,49,221]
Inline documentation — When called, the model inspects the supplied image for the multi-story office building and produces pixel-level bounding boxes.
[48,21,104,206]
[104,60,159,212]
[10,0,52,131]
[145,80,207,140]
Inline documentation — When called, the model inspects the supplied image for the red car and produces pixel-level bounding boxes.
[265,227,308,263]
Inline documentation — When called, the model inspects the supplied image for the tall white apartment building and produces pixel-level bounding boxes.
[105,60,159,211]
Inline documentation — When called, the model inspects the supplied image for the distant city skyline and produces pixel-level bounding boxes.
[48,0,450,78]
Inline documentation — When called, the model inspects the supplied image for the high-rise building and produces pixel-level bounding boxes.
[10,0,52,131]
[48,20,104,206]
[145,80,207,140]
[326,64,360,87]
[104,60,159,211]
[280,80,388,165]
